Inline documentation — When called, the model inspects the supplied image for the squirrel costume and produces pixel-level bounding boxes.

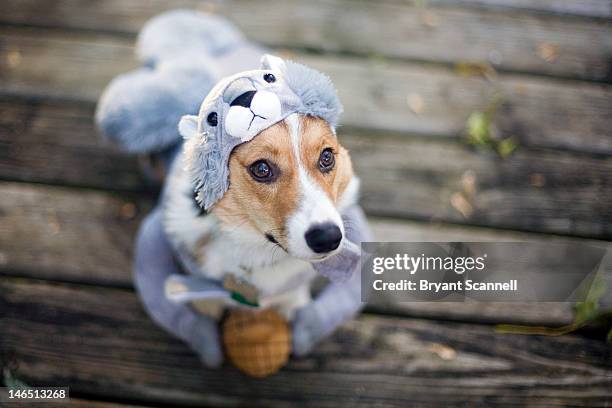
[96,10,371,372]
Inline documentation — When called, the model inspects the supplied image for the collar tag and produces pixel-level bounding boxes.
[223,274,259,307]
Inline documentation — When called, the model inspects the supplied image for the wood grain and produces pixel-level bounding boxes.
[4,181,612,326]
[0,2,609,406]
[1,28,611,155]
[2,398,149,408]
[1,0,610,81]
[2,97,610,238]
[344,132,612,238]
[0,182,148,287]
[2,278,611,408]
[0,98,146,191]
[440,0,612,18]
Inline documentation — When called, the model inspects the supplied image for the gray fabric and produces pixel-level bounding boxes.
[134,209,223,367]
[96,63,214,153]
[134,204,370,362]
[182,54,343,210]
[98,9,371,362]
[95,10,265,154]
[293,205,372,356]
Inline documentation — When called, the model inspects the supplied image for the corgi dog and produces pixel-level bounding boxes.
[163,113,360,319]
[95,11,369,364]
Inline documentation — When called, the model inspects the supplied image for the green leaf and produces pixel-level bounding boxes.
[574,300,598,326]
[466,111,490,146]
[585,275,607,303]
[3,369,30,390]
[497,137,517,158]
[573,274,607,326]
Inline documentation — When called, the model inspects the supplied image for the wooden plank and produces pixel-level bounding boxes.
[2,97,611,238]
[1,29,610,155]
[0,28,137,102]
[66,401,150,408]
[0,98,146,191]
[4,181,612,326]
[0,182,148,287]
[3,399,149,408]
[2,278,611,408]
[306,55,612,155]
[1,1,610,81]
[345,132,612,239]
[438,0,612,19]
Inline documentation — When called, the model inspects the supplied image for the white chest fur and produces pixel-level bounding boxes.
[162,156,315,317]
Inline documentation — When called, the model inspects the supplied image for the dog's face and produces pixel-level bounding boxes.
[212,114,354,261]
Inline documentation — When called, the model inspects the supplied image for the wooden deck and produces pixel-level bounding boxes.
[1,1,611,406]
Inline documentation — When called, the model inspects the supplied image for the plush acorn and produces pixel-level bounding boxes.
[222,308,291,378]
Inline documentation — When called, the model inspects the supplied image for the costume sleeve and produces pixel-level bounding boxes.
[292,205,372,356]
[133,208,223,367]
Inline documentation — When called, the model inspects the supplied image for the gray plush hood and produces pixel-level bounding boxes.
[178,54,343,210]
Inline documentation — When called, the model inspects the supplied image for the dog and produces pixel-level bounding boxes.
[96,11,370,365]
[163,112,359,319]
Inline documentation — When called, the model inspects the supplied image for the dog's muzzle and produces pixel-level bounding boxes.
[304,222,343,254]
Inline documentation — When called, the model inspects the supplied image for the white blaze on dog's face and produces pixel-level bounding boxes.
[212,114,355,261]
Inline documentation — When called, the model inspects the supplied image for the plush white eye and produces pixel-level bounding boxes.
[250,90,281,121]
[224,91,283,141]
[225,106,253,139]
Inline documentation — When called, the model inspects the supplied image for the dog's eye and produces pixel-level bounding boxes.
[249,160,277,182]
[319,148,335,173]
[263,73,276,83]
[207,112,218,127]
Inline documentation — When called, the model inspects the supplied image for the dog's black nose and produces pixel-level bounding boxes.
[305,223,342,253]
[230,90,257,108]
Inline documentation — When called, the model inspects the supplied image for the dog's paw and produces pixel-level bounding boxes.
[189,317,224,368]
[197,344,224,368]
[291,306,321,357]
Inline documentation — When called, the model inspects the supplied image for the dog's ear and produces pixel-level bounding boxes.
[178,115,199,139]
[260,54,287,72]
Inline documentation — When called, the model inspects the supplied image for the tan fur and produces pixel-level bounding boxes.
[213,115,354,247]
[299,116,354,204]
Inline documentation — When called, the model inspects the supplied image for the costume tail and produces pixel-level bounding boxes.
[95,10,265,155]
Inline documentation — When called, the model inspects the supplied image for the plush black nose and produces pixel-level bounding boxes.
[305,223,342,253]
[231,90,256,108]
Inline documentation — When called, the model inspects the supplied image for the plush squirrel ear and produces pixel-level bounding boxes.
[260,54,287,72]
[178,115,199,140]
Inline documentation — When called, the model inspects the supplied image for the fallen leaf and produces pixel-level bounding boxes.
[422,11,439,28]
[428,343,457,360]
[461,170,477,197]
[120,202,137,220]
[537,43,559,62]
[455,62,497,80]
[407,93,425,114]
[529,173,546,187]
[6,49,21,68]
[451,192,473,218]
[497,137,517,158]
[466,111,491,146]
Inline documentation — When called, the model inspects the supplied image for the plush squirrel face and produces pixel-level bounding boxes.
[223,71,285,141]
[179,55,355,261]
